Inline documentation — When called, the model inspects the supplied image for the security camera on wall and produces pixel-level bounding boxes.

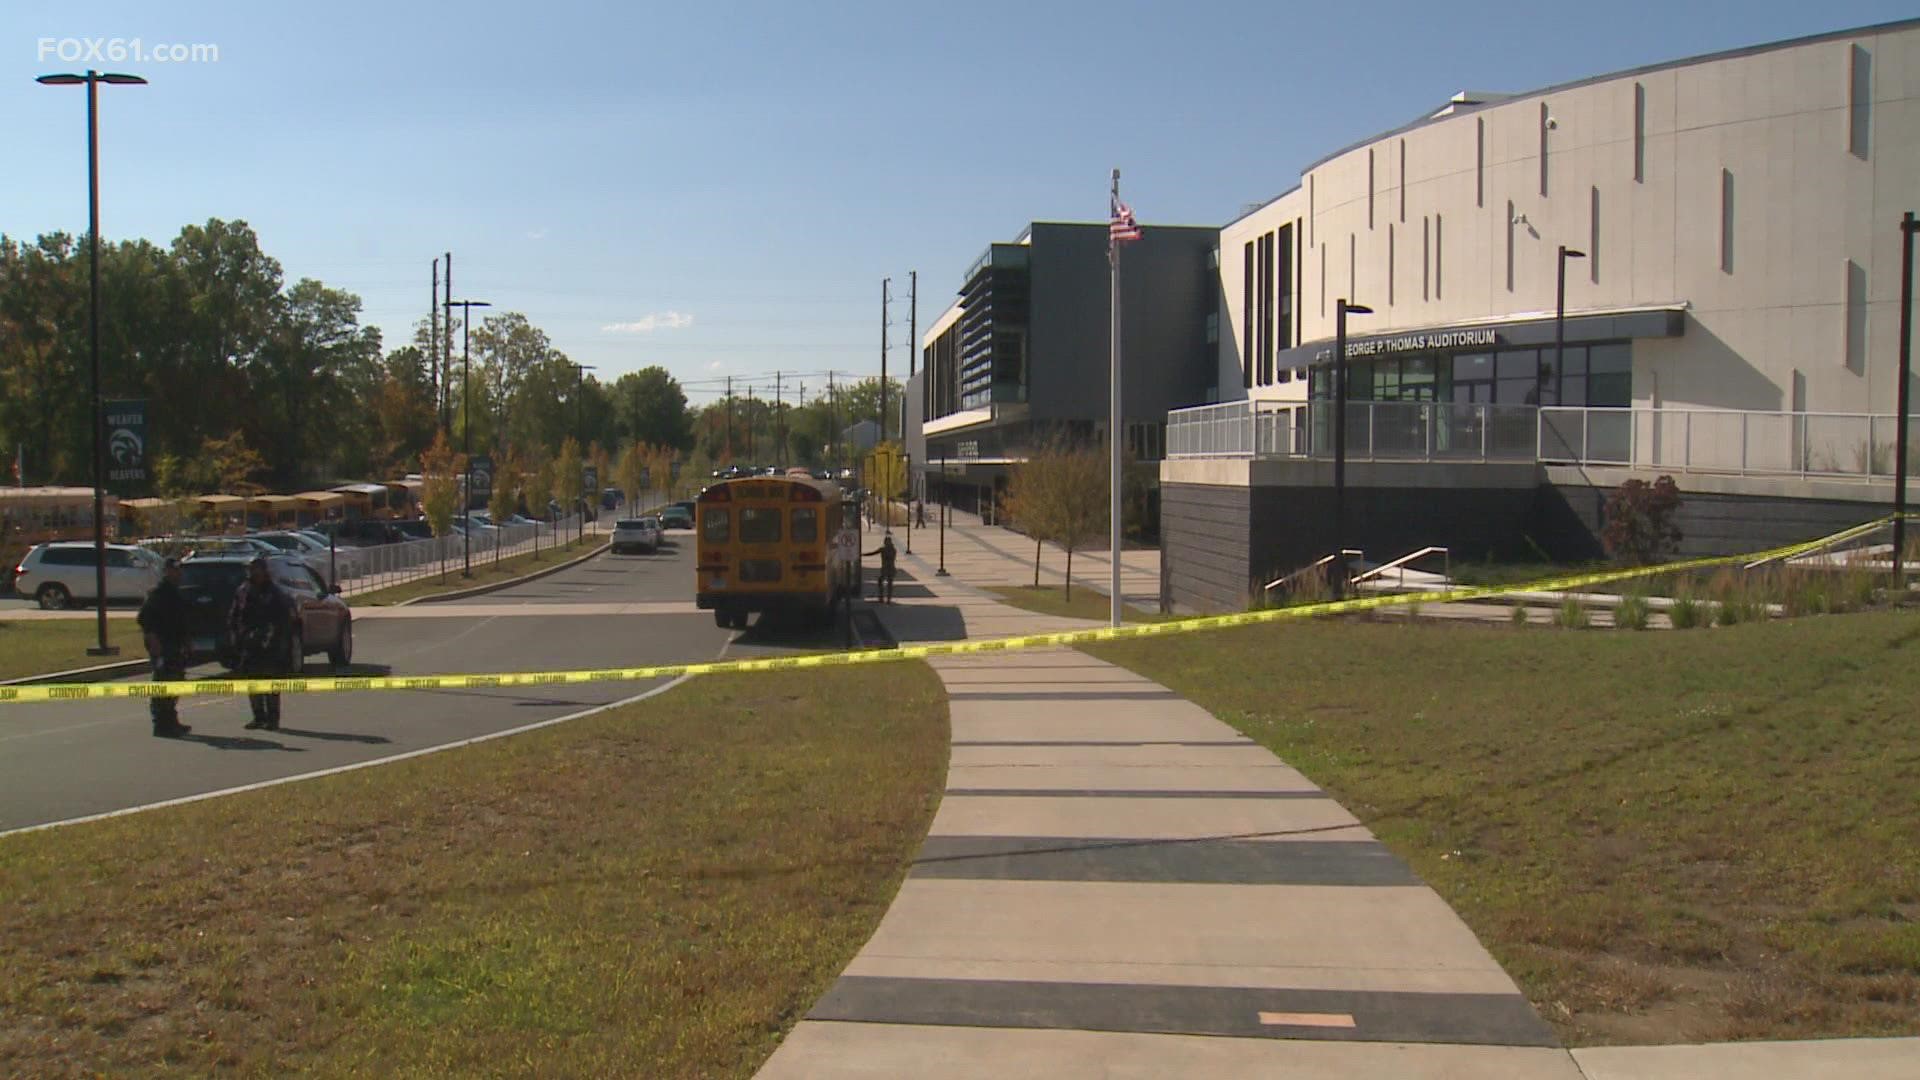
[1546,115,1559,130]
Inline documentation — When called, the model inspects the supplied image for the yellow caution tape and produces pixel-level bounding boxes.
[4,515,1911,705]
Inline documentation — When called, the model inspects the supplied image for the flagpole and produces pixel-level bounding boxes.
[1109,168,1123,629]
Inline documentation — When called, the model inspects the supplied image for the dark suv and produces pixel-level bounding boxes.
[179,553,355,671]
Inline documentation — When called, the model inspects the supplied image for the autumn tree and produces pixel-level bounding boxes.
[489,446,523,564]
[554,437,583,529]
[1004,437,1108,598]
[420,431,466,580]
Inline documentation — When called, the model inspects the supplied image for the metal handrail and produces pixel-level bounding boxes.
[1352,546,1450,587]
[1264,549,1363,592]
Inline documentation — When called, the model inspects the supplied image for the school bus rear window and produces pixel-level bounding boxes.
[792,507,818,542]
[739,507,782,544]
[702,508,730,542]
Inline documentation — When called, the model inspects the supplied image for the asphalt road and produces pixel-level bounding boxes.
[0,530,809,833]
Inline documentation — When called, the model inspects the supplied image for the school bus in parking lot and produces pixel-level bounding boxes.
[695,476,852,629]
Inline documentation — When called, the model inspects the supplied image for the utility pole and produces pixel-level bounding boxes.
[908,270,918,474]
[1894,210,1916,588]
[775,370,784,465]
[881,277,891,445]
[724,375,733,462]
[443,251,454,432]
[828,371,837,473]
[430,257,440,425]
[747,385,756,461]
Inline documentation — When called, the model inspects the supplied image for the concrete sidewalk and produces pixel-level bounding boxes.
[758,564,1919,1078]
[759,566,1576,1078]
[893,506,1162,611]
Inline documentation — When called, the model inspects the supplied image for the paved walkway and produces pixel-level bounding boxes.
[888,507,1162,611]
[759,561,1577,1078]
[758,553,1919,1077]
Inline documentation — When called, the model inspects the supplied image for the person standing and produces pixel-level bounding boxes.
[864,534,898,603]
[137,557,192,738]
[230,556,293,731]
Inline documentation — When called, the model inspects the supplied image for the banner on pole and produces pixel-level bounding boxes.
[103,399,148,486]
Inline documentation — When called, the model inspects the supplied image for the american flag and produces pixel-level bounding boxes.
[1110,194,1141,244]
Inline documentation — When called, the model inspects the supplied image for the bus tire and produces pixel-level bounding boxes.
[36,583,71,610]
[714,609,732,629]
[731,611,751,630]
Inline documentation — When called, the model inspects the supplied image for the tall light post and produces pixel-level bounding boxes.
[445,298,490,576]
[1552,246,1588,405]
[38,69,145,656]
[1894,212,1915,588]
[1332,299,1372,595]
[571,362,597,542]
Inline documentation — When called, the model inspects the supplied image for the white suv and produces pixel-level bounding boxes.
[612,517,661,554]
[13,541,165,609]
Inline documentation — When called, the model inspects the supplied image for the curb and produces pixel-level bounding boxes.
[1,657,151,688]
[394,537,611,606]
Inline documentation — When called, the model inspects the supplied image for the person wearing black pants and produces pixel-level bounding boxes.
[229,557,292,731]
[863,535,898,603]
[138,557,192,737]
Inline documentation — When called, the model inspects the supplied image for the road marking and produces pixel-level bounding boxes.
[1258,1011,1357,1028]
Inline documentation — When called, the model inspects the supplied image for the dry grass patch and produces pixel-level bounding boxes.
[0,662,948,1077]
[1086,611,1920,1046]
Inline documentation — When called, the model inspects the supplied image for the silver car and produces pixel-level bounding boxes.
[611,517,661,554]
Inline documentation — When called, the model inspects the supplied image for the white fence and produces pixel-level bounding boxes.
[335,513,595,596]
[1166,400,1536,462]
[1169,401,1916,483]
[1538,407,1919,483]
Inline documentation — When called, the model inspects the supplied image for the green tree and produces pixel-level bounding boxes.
[489,447,523,564]
[611,367,694,451]
[554,437,583,522]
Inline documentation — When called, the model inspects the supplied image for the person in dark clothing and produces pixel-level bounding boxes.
[229,557,293,731]
[137,557,192,737]
[863,535,898,603]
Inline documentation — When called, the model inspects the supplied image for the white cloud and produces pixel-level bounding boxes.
[602,311,695,334]
[706,360,724,371]
[525,228,549,241]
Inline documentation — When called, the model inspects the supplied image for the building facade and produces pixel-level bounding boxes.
[920,221,1217,515]
[1161,17,1920,612]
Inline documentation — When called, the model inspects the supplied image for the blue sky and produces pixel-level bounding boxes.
[7,0,1914,408]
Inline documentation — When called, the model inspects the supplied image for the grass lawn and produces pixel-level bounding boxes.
[351,534,606,606]
[0,619,142,681]
[0,662,949,1077]
[984,585,1173,623]
[1084,610,1920,1046]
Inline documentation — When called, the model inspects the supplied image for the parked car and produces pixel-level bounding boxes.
[250,530,357,580]
[612,517,662,554]
[391,519,436,541]
[659,505,694,530]
[184,536,283,560]
[310,519,403,547]
[178,552,354,670]
[12,541,164,609]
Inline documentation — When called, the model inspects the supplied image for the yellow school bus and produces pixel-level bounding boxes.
[695,475,851,629]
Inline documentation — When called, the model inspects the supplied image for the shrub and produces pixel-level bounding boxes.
[1602,475,1684,566]
[1509,604,1529,627]
[1670,592,1703,629]
[1616,592,1651,631]
[1554,594,1590,629]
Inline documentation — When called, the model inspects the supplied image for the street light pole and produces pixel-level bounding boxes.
[1552,246,1587,405]
[1894,212,1916,589]
[1332,299,1372,595]
[38,69,144,656]
[572,362,597,543]
[444,298,491,577]
[937,453,948,576]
